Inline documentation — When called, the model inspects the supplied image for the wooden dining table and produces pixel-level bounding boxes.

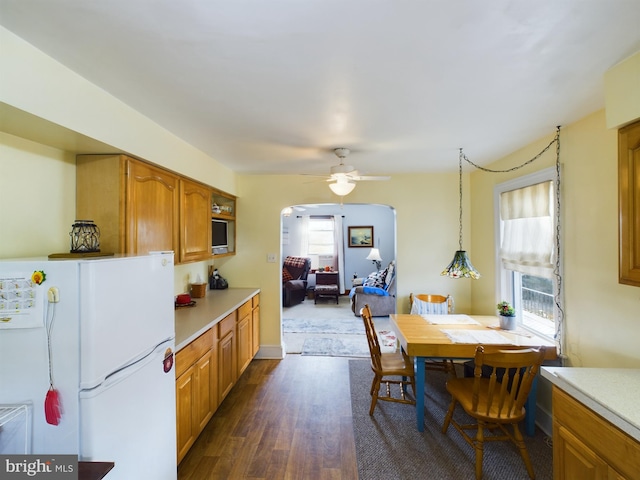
[390,314,558,434]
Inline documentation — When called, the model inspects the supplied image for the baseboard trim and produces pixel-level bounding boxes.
[254,344,285,359]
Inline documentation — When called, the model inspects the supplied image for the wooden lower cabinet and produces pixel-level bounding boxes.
[176,294,260,463]
[175,364,197,463]
[251,295,260,357]
[175,328,218,464]
[237,300,252,377]
[552,387,640,480]
[218,312,237,403]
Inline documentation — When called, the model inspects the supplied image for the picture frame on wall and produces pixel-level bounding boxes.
[348,226,374,247]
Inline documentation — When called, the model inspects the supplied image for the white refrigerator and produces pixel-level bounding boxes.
[0,253,177,480]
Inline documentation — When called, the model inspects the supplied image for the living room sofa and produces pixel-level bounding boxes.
[350,261,396,317]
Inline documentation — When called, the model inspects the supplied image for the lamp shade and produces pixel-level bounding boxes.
[366,248,382,262]
[328,177,356,196]
[441,250,481,279]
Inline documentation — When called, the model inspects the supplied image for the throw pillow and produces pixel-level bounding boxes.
[363,268,386,289]
[282,267,293,282]
[384,261,395,288]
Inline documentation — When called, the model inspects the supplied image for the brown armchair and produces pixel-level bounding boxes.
[282,256,311,307]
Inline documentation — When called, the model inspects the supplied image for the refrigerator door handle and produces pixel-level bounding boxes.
[80,338,174,396]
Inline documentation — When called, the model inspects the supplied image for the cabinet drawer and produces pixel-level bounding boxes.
[238,300,252,320]
[252,294,260,308]
[175,329,213,377]
[553,387,640,479]
[218,312,236,338]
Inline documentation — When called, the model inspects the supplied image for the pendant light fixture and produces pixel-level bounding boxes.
[441,149,481,279]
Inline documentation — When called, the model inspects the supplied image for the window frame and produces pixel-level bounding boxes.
[493,166,561,341]
[305,216,335,269]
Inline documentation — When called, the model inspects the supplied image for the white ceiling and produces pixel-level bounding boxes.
[1,1,639,175]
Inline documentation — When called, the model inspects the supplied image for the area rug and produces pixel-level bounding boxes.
[349,359,553,480]
[282,316,365,335]
[301,336,369,357]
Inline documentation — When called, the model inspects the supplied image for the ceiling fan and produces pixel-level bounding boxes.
[315,148,390,196]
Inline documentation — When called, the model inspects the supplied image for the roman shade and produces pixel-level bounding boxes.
[500,181,554,278]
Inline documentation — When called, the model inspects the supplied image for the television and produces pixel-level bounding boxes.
[211,219,228,253]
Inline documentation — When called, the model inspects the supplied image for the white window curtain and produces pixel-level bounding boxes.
[333,215,345,293]
[500,181,554,278]
[299,215,309,257]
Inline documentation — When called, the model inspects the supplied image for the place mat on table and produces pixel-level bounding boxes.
[420,314,480,325]
[441,328,512,344]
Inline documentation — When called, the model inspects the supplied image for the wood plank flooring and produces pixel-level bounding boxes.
[177,355,359,480]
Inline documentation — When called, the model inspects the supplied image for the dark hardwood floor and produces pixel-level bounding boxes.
[178,355,359,480]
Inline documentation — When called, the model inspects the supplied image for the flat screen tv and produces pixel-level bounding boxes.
[212,219,228,251]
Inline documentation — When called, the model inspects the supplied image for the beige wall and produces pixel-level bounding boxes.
[470,110,640,367]
[2,26,639,367]
[223,173,469,351]
[605,50,640,129]
[0,134,467,352]
[0,132,76,258]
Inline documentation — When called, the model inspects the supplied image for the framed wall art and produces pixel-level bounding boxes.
[348,226,374,248]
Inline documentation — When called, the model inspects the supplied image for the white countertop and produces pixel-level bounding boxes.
[541,367,640,442]
[174,287,260,350]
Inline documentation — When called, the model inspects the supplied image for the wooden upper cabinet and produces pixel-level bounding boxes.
[619,120,640,287]
[126,160,179,255]
[211,189,237,257]
[179,179,211,263]
[77,154,231,264]
[77,155,179,256]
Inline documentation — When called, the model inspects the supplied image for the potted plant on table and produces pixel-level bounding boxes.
[496,301,517,330]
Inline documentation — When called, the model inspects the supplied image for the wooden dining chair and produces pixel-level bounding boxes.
[409,293,457,377]
[441,345,546,480]
[361,304,416,415]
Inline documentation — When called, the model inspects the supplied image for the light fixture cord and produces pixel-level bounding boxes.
[553,128,566,360]
[458,148,464,251]
[460,126,565,358]
[460,127,560,174]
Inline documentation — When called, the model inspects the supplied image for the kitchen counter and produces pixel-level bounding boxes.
[174,287,260,350]
[541,367,640,442]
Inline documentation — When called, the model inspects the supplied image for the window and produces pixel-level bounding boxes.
[305,217,335,269]
[495,167,560,339]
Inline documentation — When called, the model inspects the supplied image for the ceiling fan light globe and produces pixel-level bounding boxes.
[328,179,356,196]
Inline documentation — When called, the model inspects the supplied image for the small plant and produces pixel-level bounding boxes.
[496,301,515,317]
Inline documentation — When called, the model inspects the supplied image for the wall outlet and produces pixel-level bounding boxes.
[267,253,277,263]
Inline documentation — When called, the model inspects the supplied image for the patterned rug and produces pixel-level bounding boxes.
[282,297,391,356]
[301,336,369,357]
[282,316,365,335]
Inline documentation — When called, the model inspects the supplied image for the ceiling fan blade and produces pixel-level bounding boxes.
[357,175,391,181]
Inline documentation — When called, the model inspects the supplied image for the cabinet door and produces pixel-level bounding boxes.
[554,424,609,480]
[252,301,260,357]
[237,314,252,377]
[194,349,216,432]
[618,120,640,286]
[218,330,236,402]
[180,179,212,263]
[176,365,197,463]
[126,160,179,255]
